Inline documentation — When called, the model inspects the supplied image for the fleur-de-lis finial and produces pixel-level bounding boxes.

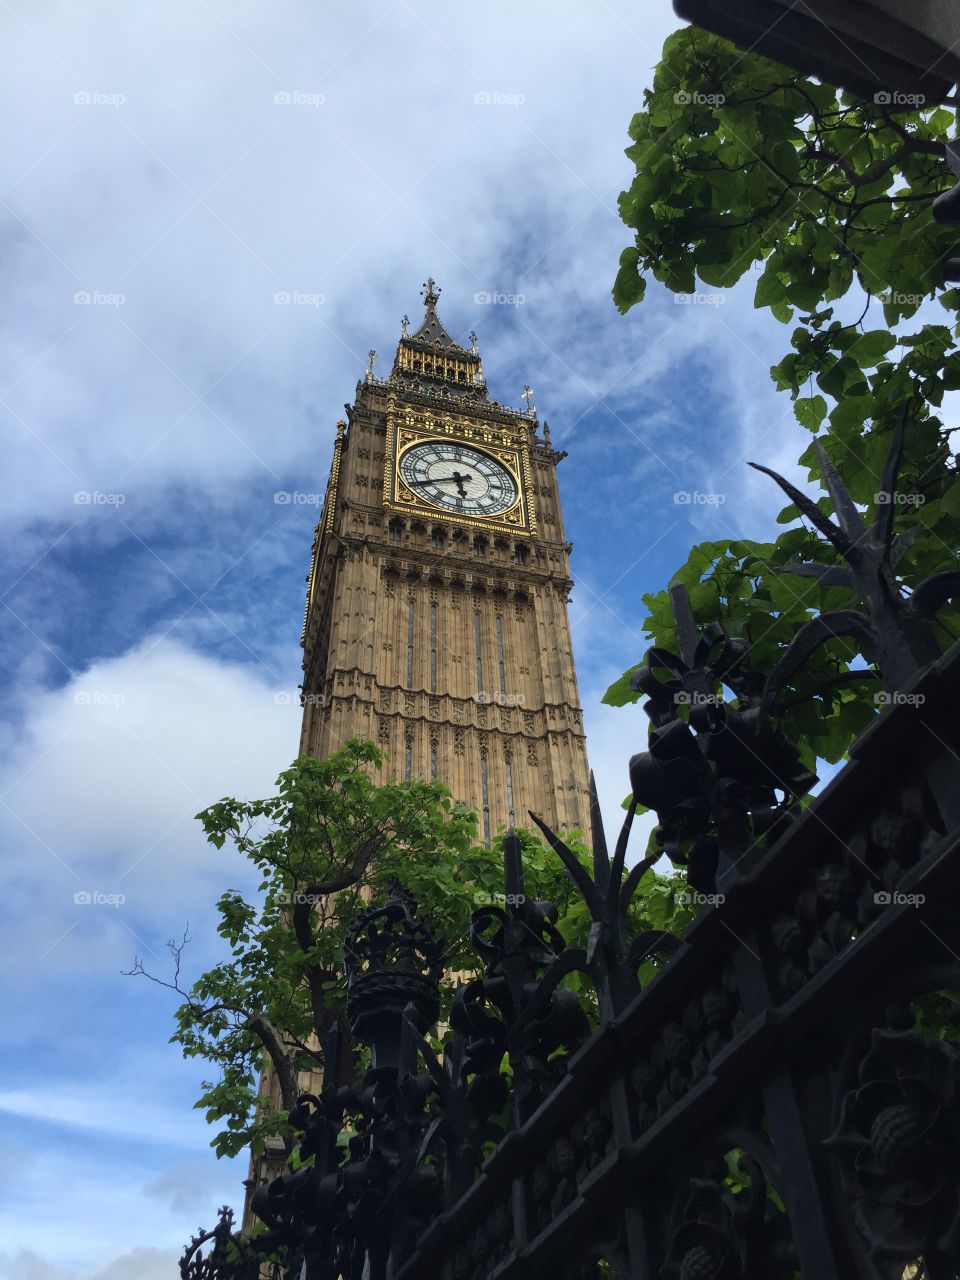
[401,314,410,336]
[421,277,440,307]
[366,349,377,381]
[468,329,479,354]
[521,385,536,416]
[749,401,960,700]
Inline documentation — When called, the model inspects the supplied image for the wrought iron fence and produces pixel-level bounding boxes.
[181,416,960,1280]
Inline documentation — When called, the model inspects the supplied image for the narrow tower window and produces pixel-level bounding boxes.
[405,735,413,782]
[505,759,515,826]
[430,741,438,781]
[430,603,438,693]
[432,527,445,549]
[480,754,490,846]
[496,615,507,701]
[407,598,415,688]
[474,611,484,694]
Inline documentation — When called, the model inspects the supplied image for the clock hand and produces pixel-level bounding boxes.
[407,472,474,493]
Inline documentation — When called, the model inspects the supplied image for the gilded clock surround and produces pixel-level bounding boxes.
[388,421,531,533]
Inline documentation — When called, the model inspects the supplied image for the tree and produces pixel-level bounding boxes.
[132,738,696,1160]
[607,26,960,765]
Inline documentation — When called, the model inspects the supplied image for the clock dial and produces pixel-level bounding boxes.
[399,441,519,517]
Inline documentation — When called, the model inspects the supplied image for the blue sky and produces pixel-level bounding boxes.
[0,2,810,1275]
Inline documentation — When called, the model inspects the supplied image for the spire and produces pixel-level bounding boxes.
[403,276,468,353]
[391,277,485,395]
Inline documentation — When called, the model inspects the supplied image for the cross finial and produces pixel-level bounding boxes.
[421,277,440,307]
[401,314,410,337]
[365,349,377,381]
[521,385,536,416]
[468,329,479,355]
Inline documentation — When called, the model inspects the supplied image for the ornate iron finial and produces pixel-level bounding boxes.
[344,885,442,1067]
[179,1206,249,1280]
[421,277,440,307]
[521,385,536,416]
[401,313,410,336]
[365,349,377,381]
[468,329,479,354]
[626,581,816,892]
[750,401,960,699]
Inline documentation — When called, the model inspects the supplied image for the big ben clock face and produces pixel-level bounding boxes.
[399,440,518,517]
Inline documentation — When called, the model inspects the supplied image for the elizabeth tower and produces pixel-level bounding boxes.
[299,280,589,836]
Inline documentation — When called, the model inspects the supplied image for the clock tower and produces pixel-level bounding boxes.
[299,280,589,837]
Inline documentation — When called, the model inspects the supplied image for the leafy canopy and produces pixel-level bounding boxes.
[608,27,960,760]
[135,739,696,1158]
